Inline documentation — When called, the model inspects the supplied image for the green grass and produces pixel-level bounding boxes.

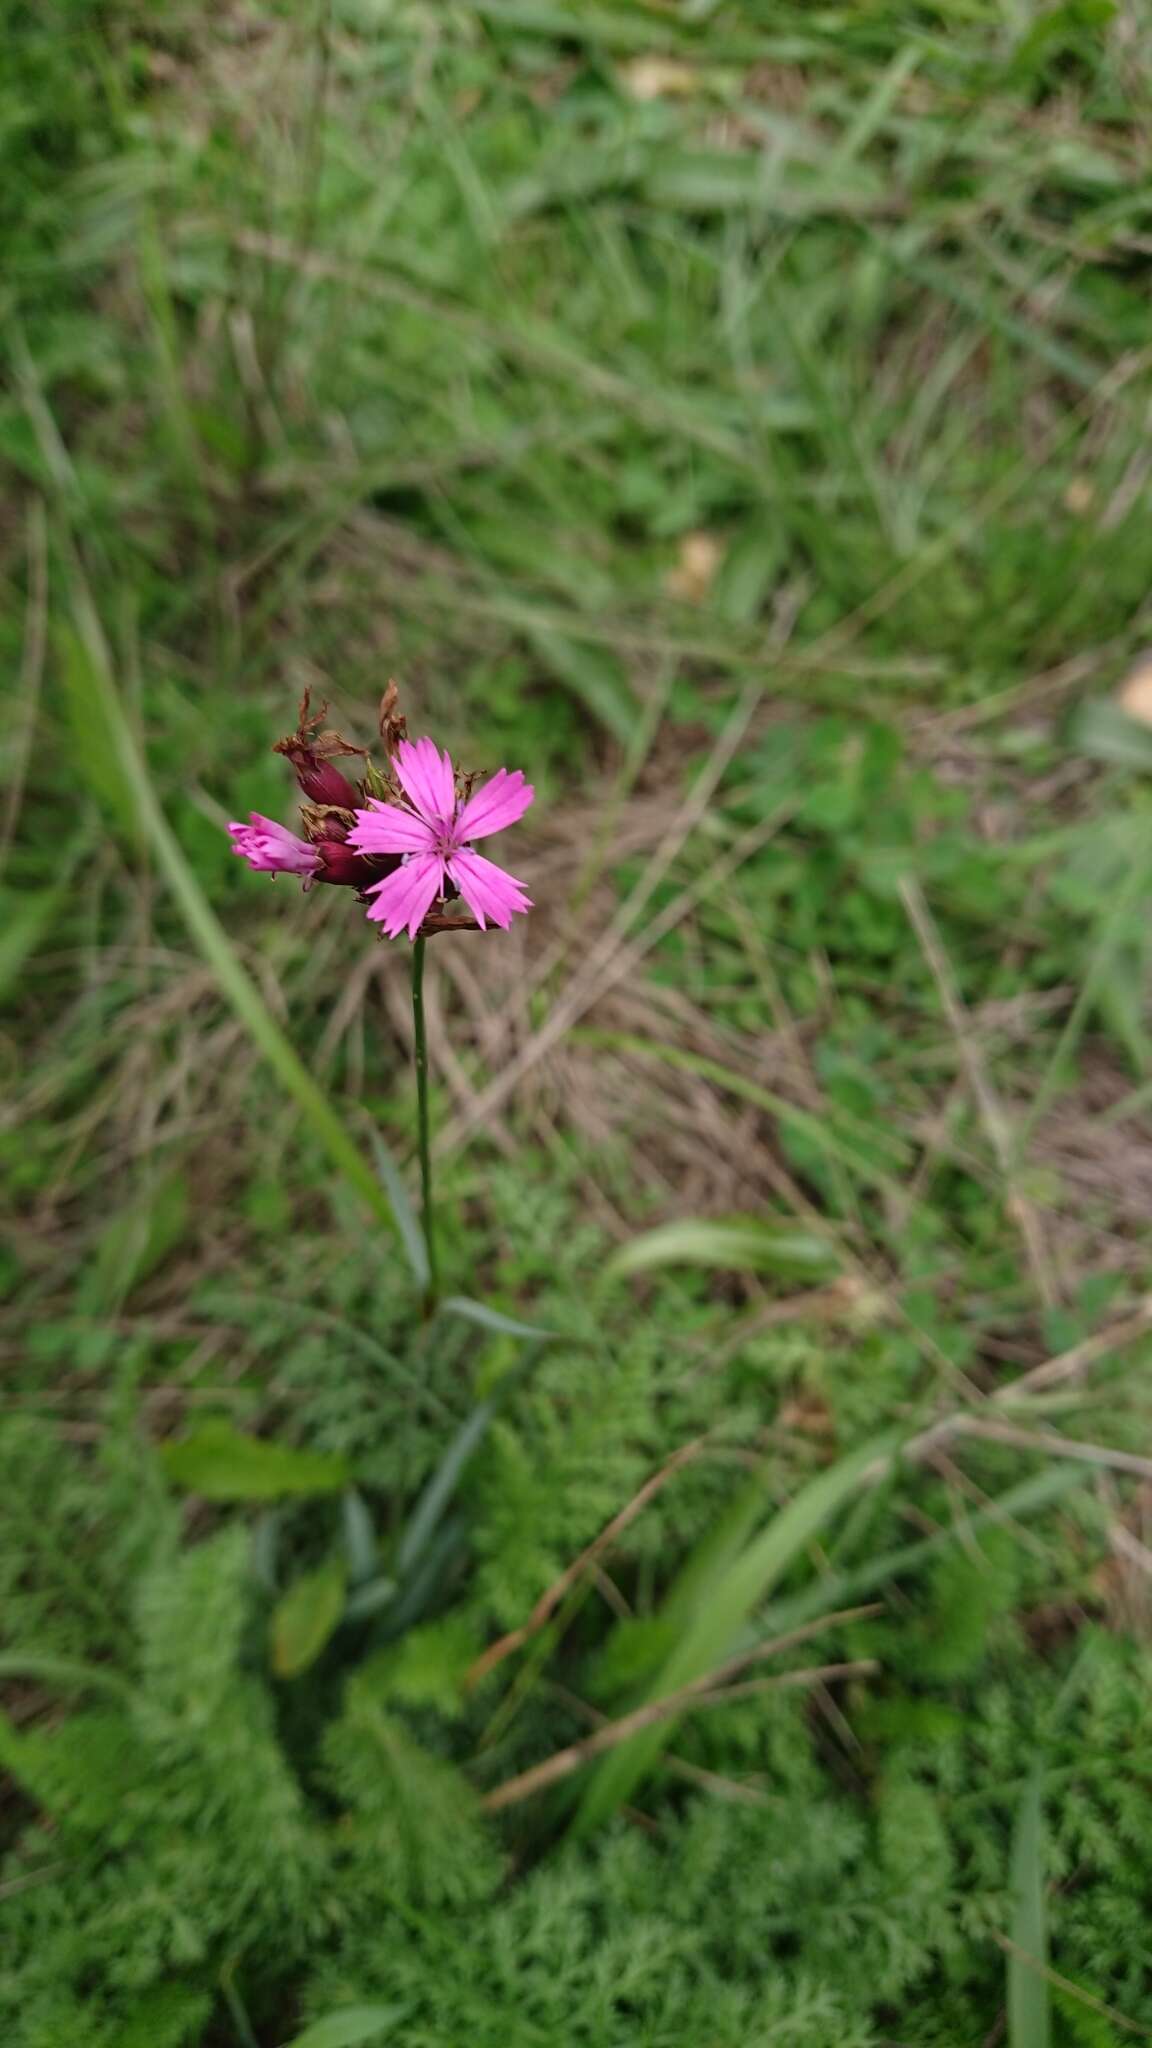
[5,2,1152,2043]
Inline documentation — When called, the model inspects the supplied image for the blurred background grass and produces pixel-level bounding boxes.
[6,3,1152,2044]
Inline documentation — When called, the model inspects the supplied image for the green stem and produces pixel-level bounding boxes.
[411,935,439,1315]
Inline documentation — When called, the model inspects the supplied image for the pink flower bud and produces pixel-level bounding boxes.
[228,815,319,879]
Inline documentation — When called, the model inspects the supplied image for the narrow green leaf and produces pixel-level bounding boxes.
[342,1490,379,1585]
[469,0,691,51]
[0,1653,129,1701]
[395,1340,552,1582]
[762,1465,1090,1637]
[370,1133,429,1291]
[59,561,398,1235]
[161,1420,349,1501]
[0,884,68,1000]
[201,1289,454,1419]
[526,628,637,745]
[873,232,1102,390]
[82,1169,188,1314]
[575,1030,909,1183]
[270,1558,347,1678]
[573,1435,891,1834]
[0,829,93,998]
[606,1217,839,1282]
[441,1295,559,1342]
[251,1512,282,1591]
[59,626,139,822]
[279,2007,404,2048]
[396,1404,494,1577]
[1008,1774,1051,2048]
[343,1576,399,1622]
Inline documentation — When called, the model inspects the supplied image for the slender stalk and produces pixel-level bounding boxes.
[411,935,439,1314]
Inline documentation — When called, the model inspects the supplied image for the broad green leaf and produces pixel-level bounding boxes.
[161,1420,349,1501]
[280,2007,404,2048]
[270,1558,347,1678]
[1008,1775,1051,2048]
[606,1217,839,1282]
[573,1435,891,1833]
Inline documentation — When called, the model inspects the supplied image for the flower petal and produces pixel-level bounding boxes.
[446,848,532,931]
[228,815,319,877]
[363,853,444,940]
[394,737,456,827]
[454,767,535,843]
[347,800,437,856]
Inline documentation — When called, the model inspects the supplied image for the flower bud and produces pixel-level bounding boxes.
[297,757,359,807]
[316,840,384,888]
[229,815,320,880]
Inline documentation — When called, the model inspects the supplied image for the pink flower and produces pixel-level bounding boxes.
[229,814,320,880]
[347,738,534,940]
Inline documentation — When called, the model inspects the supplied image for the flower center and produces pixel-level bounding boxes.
[430,816,467,857]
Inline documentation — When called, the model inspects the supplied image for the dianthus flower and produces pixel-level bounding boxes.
[347,738,533,940]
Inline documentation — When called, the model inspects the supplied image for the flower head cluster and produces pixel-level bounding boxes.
[227,686,534,943]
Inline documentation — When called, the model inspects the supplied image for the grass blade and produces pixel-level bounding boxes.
[60,560,397,1235]
[396,1339,551,1577]
[1008,1773,1051,2048]
[525,628,637,745]
[81,1167,188,1315]
[0,849,89,1000]
[576,1030,909,1185]
[761,1465,1091,1637]
[341,1490,379,1585]
[343,1577,399,1622]
[606,1217,839,1282]
[395,1404,495,1578]
[370,1132,430,1291]
[0,1653,130,1701]
[573,1434,892,1833]
[441,1296,559,1342]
